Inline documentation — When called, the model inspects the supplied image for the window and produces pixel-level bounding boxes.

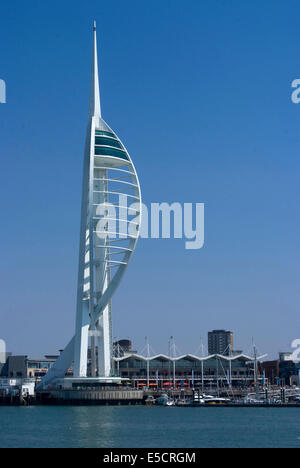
[95,136,122,149]
[28,362,38,368]
[95,146,129,161]
[95,130,116,138]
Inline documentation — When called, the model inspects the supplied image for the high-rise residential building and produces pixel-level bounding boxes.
[208,330,233,356]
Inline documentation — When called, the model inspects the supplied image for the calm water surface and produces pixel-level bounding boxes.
[0,406,299,448]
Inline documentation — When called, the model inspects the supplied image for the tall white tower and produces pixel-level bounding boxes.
[37,22,141,388]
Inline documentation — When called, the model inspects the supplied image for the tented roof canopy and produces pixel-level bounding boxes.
[114,352,264,363]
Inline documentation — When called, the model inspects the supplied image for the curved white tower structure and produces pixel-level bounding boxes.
[37,23,141,389]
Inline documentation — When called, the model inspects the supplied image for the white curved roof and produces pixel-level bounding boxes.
[114,352,265,362]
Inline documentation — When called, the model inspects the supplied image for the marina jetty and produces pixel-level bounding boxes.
[36,388,144,406]
[1,383,300,407]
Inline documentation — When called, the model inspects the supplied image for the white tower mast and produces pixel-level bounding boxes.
[37,22,141,388]
[73,21,112,378]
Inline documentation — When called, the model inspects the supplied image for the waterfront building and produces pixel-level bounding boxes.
[115,352,263,388]
[0,352,11,377]
[208,330,234,356]
[0,378,35,396]
[4,355,58,379]
[261,360,280,385]
[3,344,275,390]
[261,353,300,386]
[279,358,300,386]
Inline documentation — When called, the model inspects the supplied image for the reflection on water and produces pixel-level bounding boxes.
[0,406,300,448]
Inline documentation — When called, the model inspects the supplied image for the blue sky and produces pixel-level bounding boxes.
[0,0,299,359]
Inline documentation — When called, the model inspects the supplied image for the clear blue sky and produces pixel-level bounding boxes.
[0,0,299,359]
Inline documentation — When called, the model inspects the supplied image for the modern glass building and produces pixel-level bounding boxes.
[114,353,261,388]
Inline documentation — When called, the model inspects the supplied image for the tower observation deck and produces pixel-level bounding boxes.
[37,22,141,389]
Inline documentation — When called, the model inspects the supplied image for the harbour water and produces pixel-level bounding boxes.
[0,406,299,448]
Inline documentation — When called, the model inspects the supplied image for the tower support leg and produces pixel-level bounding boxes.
[98,304,112,377]
[74,300,89,377]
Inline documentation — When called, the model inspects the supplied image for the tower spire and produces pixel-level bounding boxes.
[90,20,101,121]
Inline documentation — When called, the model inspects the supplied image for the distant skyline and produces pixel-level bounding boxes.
[0,0,299,360]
